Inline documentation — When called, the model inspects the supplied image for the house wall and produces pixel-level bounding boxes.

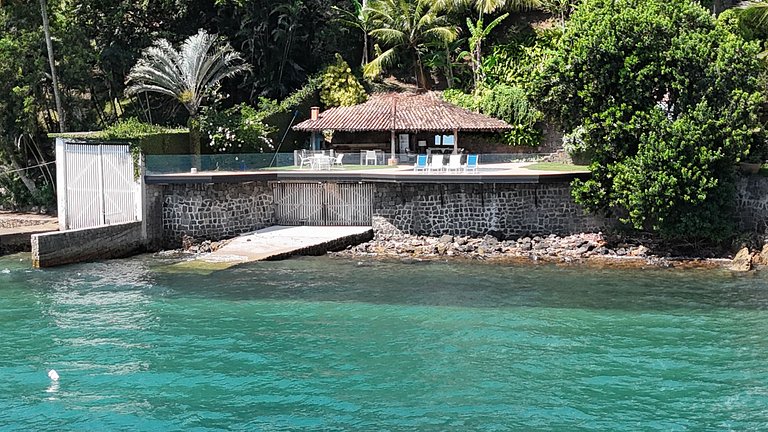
[327,131,539,154]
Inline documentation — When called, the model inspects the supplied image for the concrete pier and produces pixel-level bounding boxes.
[183,225,373,270]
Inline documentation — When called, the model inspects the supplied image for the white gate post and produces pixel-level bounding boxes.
[55,138,68,230]
[97,144,106,225]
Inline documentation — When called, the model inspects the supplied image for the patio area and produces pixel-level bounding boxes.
[144,159,590,185]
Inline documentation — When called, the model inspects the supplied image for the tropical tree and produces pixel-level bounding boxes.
[436,0,540,88]
[125,29,250,160]
[38,0,65,132]
[364,0,457,89]
[333,0,375,66]
[536,0,765,241]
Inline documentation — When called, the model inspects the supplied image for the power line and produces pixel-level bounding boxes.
[0,161,55,177]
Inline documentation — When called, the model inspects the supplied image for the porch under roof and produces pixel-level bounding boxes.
[293,91,512,133]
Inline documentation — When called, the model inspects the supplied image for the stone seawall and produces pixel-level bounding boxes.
[737,177,768,235]
[31,221,144,268]
[156,182,274,246]
[146,176,768,248]
[372,183,609,238]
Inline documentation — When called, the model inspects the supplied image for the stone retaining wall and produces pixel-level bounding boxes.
[737,177,768,235]
[372,183,609,238]
[31,221,144,268]
[156,182,274,246]
[146,176,768,248]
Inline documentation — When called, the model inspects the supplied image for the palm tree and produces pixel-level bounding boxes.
[333,0,376,66]
[436,0,539,88]
[739,1,768,27]
[125,29,250,160]
[364,0,457,89]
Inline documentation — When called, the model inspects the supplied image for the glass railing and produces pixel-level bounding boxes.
[143,151,547,175]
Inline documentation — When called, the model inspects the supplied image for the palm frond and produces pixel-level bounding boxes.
[364,47,398,78]
[125,29,249,116]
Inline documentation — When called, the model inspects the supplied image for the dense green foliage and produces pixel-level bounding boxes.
[537,0,766,241]
[0,0,763,236]
[444,84,541,146]
[199,104,275,154]
[319,54,368,107]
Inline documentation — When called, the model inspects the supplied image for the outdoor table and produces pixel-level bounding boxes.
[309,154,333,170]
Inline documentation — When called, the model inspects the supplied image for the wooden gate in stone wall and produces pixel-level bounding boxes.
[272,182,373,226]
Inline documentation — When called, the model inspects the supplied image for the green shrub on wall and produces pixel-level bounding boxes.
[443,85,542,147]
[199,103,276,153]
[536,0,766,241]
[319,54,367,108]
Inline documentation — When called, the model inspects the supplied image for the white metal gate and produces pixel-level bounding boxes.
[57,140,139,230]
[273,182,373,226]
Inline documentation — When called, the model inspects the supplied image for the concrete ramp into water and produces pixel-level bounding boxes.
[180,225,373,271]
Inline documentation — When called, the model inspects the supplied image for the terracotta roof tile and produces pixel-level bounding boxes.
[293,91,513,132]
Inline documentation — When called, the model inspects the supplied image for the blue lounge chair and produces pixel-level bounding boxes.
[413,154,428,172]
[465,154,478,174]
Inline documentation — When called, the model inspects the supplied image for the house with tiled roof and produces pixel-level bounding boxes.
[293,91,512,160]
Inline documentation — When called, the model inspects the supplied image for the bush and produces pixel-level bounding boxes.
[199,103,275,153]
[536,0,766,241]
[443,84,542,147]
[101,118,170,140]
[319,53,367,108]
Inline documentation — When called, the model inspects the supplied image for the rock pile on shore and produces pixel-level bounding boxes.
[180,235,228,254]
[332,231,674,266]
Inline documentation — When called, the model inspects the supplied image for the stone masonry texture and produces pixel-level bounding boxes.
[372,182,609,238]
[160,182,274,246]
[147,177,768,247]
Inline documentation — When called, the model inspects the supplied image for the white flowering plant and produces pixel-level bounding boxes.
[199,103,275,153]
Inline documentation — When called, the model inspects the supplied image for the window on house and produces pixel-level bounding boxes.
[434,134,455,146]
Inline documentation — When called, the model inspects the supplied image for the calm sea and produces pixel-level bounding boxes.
[1,253,767,430]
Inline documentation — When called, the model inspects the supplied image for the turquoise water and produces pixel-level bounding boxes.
[1,254,768,431]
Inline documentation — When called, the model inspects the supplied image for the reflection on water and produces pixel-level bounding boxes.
[0,253,768,430]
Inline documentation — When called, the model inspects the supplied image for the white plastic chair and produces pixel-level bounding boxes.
[364,150,377,165]
[298,152,312,169]
[448,154,462,172]
[333,153,344,168]
[428,154,445,173]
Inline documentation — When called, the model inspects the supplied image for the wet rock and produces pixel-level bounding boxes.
[438,234,454,244]
[753,244,768,266]
[730,247,753,272]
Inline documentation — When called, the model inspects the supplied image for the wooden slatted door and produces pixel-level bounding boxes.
[273,182,373,226]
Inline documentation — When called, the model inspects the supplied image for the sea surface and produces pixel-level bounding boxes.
[1,253,767,431]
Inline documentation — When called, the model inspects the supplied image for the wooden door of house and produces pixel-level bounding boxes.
[272,182,373,226]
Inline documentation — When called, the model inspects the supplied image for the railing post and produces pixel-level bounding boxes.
[55,138,68,230]
[97,144,106,225]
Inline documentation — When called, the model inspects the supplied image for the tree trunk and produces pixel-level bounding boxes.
[445,45,454,88]
[1,137,39,197]
[188,116,201,170]
[414,53,430,90]
[362,33,369,66]
[39,0,66,132]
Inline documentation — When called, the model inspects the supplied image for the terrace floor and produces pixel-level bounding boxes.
[145,162,590,185]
